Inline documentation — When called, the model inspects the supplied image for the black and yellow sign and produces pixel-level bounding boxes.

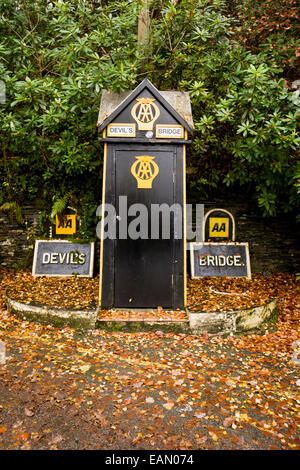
[209,217,229,238]
[97,78,194,310]
[51,207,80,239]
[204,209,235,242]
[55,214,76,235]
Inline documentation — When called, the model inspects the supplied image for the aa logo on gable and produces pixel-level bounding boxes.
[209,218,229,238]
[131,97,160,131]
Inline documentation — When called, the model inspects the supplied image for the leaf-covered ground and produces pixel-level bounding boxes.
[4,269,286,319]
[0,269,299,450]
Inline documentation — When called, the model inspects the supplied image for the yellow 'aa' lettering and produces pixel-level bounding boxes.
[209,218,229,238]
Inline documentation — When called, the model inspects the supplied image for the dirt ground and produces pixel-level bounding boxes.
[0,270,299,451]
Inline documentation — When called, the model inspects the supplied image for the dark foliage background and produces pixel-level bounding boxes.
[0,0,299,238]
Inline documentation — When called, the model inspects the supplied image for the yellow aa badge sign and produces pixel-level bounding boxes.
[209,218,229,238]
[55,214,77,235]
[204,208,235,242]
[131,156,159,189]
[131,97,160,131]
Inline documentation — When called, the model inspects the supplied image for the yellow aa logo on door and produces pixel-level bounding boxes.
[131,98,160,130]
[131,156,159,189]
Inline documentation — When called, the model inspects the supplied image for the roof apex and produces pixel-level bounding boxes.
[97,78,194,134]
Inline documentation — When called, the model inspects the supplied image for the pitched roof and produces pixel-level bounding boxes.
[97,78,194,134]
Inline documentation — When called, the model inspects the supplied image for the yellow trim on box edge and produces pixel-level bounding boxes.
[99,132,107,308]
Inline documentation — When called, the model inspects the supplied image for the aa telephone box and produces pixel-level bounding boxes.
[97,79,194,309]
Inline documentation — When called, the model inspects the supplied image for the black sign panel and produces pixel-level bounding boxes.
[204,209,235,242]
[190,242,251,279]
[32,240,94,277]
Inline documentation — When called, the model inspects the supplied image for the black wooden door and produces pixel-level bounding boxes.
[114,145,176,308]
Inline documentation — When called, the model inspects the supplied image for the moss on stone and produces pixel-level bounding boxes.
[96,320,189,334]
[5,295,97,330]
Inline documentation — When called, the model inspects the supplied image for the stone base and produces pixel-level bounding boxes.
[5,295,98,330]
[188,298,278,335]
[5,295,278,335]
